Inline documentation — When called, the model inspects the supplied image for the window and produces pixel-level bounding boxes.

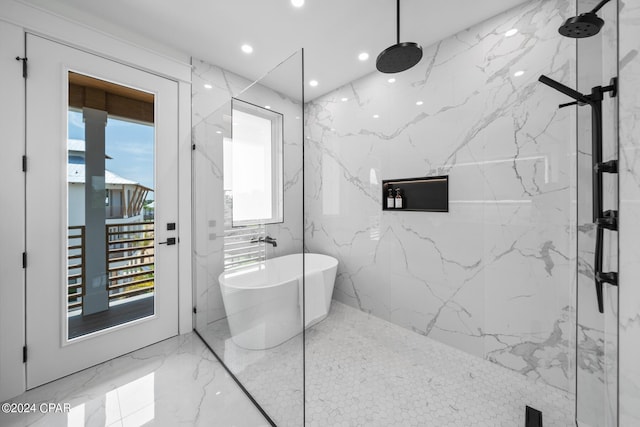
[226,99,283,227]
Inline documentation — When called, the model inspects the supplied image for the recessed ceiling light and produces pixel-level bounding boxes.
[373,114,379,119]
[513,70,525,77]
[215,130,222,134]
[265,105,271,109]
[241,44,253,54]
[296,116,300,120]
[309,80,319,87]
[416,101,424,106]
[358,52,369,61]
[204,83,213,89]
[387,78,396,83]
[341,97,348,102]
[505,28,518,37]
[291,0,304,7]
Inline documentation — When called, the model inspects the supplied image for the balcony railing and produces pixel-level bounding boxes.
[68,221,155,313]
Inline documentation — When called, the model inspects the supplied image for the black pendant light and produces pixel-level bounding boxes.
[376,0,423,73]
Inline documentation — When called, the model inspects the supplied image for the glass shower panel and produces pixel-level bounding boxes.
[304,1,577,425]
[193,50,304,427]
[575,0,619,426]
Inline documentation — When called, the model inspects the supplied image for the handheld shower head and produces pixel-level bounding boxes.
[558,0,610,38]
[558,13,604,38]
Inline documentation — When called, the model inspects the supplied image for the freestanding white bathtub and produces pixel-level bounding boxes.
[218,253,338,350]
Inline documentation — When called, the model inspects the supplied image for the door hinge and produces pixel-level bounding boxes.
[192,144,196,151]
[22,155,27,172]
[193,307,197,314]
[22,252,27,268]
[15,56,27,78]
[23,346,27,363]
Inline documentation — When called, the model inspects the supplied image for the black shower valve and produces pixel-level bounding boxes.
[596,210,618,231]
[595,159,618,174]
[597,271,619,287]
[607,77,618,98]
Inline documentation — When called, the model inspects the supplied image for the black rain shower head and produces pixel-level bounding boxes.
[376,0,423,73]
[376,42,423,74]
[558,0,610,38]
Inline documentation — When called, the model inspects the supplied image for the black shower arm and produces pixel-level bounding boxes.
[396,0,400,44]
[538,75,590,105]
[591,0,612,14]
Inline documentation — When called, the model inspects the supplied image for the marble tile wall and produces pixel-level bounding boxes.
[192,59,254,330]
[192,56,304,329]
[600,2,619,421]
[619,0,640,424]
[191,54,304,427]
[304,0,577,392]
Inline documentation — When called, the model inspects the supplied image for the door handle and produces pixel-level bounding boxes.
[159,237,176,245]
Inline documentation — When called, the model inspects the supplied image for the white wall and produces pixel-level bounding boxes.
[0,0,192,401]
[0,19,26,403]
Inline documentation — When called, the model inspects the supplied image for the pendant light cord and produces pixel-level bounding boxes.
[396,0,400,44]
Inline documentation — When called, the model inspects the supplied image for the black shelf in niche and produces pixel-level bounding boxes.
[382,175,449,212]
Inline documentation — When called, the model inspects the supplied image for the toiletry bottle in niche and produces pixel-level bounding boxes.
[395,188,404,209]
[387,188,395,209]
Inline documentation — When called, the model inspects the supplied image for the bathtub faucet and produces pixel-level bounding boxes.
[251,235,277,247]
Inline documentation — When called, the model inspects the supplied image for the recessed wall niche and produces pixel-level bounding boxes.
[382,176,449,212]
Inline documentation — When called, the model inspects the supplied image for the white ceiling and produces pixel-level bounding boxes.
[21,0,528,100]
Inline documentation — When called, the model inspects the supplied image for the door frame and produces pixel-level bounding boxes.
[25,34,182,388]
[0,3,192,400]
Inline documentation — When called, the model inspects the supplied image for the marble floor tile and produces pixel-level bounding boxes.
[5,305,575,427]
[199,301,574,427]
[198,319,304,427]
[305,302,574,427]
[0,333,270,427]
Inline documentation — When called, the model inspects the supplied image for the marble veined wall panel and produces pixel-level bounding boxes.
[192,57,304,328]
[305,0,576,392]
[619,0,640,424]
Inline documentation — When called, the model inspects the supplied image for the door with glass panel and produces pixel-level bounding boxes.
[25,34,179,388]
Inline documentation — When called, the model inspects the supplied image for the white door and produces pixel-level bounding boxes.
[26,34,179,388]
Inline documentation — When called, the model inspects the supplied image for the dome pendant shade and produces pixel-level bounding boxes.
[376,0,423,73]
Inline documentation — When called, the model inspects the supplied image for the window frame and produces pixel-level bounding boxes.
[229,98,284,227]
